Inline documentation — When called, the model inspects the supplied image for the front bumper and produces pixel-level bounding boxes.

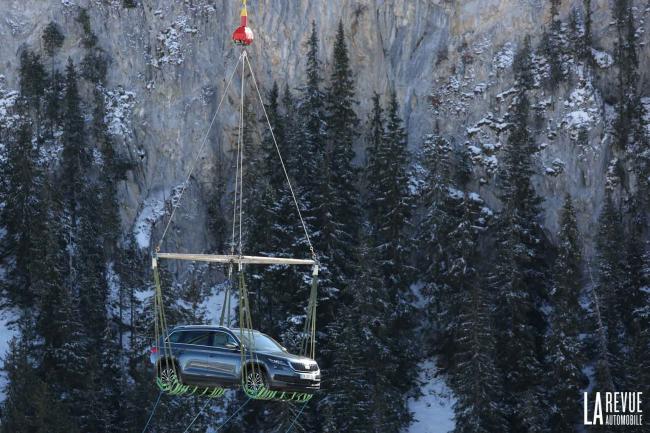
[268,367,321,392]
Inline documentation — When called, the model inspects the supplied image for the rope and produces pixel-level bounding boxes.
[238,52,246,257]
[157,51,243,251]
[215,397,252,432]
[222,50,247,327]
[181,399,212,433]
[140,391,163,433]
[283,402,308,433]
[244,53,317,261]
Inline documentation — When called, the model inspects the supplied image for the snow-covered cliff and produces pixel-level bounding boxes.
[1,0,648,257]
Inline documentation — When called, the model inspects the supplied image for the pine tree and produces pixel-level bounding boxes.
[611,0,640,152]
[626,273,650,432]
[583,0,593,62]
[621,206,650,430]
[44,70,64,134]
[42,22,65,59]
[592,190,626,390]
[324,21,361,274]
[365,92,384,175]
[513,36,534,90]
[1,327,77,433]
[61,58,89,225]
[32,180,88,404]
[546,0,564,83]
[76,181,110,341]
[450,215,506,433]
[491,92,548,430]
[418,133,458,363]
[298,22,326,194]
[364,92,384,221]
[442,149,504,432]
[568,8,585,60]
[322,238,411,433]
[296,22,338,331]
[76,8,98,49]
[368,90,413,288]
[545,195,588,432]
[91,87,126,253]
[0,104,43,307]
[18,50,47,111]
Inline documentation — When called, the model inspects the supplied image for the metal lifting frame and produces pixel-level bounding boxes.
[154,252,317,268]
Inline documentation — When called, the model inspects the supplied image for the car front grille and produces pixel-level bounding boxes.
[290,361,318,372]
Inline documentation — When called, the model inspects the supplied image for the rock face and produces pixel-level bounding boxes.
[0,0,648,257]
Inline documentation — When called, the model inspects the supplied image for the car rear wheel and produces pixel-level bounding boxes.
[158,362,179,387]
[244,368,267,393]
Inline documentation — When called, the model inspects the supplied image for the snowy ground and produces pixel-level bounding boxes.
[407,359,456,433]
[0,308,20,401]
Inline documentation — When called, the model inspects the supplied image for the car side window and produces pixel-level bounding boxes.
[212,331,237,348]
[212,332,227,348]
[183,331,212,346]
[168,331,185,343]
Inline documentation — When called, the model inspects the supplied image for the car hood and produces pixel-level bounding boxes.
[256,349,317,364]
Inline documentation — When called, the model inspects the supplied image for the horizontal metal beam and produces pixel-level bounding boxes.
[155,252,315,266]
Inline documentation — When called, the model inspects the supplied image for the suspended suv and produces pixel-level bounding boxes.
[150,325,320,394]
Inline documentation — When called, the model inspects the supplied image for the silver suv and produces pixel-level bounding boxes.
[150,325,320,393]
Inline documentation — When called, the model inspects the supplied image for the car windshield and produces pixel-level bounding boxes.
[241,332,284,352]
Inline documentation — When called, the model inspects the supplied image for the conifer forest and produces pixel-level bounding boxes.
[0,0,649,432]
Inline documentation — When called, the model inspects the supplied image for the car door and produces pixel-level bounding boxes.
[175,330,217,378]
[206,331,241,384]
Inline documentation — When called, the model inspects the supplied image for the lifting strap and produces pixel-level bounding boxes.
[301,265,319,359]
[152,256,226,398]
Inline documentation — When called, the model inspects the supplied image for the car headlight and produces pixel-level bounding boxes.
[266,357,289,368]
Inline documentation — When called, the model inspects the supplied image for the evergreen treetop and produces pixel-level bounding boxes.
[42,22,65,58]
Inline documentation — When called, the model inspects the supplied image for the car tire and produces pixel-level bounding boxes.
[157,360,180,387]
[243,366,268,393]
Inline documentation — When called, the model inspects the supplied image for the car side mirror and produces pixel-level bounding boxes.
[281,346,288,352]
[225,342,239,350]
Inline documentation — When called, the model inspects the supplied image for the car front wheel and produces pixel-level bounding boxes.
[244,369,267,393]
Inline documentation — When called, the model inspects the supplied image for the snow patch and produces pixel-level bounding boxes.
[410,282,427,309]
[0,76,19,131]
[562,110,596,139]
[4,18,25,36]
[203,281,235,326]
[473,83,487,94]
[447,187,463,200]
[560,82,600,140]
[544,158,565,177]
[153,16,199,67]
[641,97,650,138]
[591,49,613,68]
[465,142,498,173]
[133,196,167,249]
[407,359,456,433]
[105,87,136,139]
[493,42,515,70]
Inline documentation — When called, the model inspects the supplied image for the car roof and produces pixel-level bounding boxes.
[171,324,232,331]
[170,325,266,336]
